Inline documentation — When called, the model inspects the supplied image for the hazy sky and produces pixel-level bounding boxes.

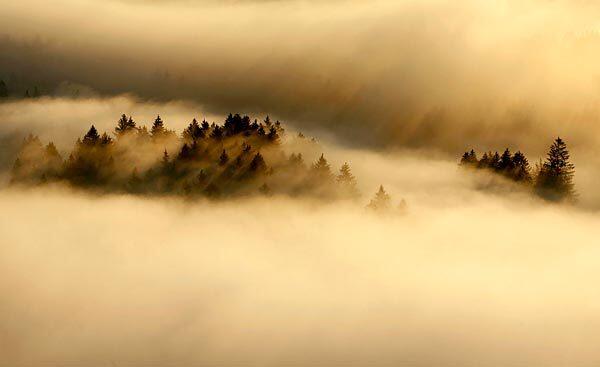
[2,0,600,153]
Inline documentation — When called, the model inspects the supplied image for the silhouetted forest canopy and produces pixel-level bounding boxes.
[10,113,365,201]
[459,137,576,202]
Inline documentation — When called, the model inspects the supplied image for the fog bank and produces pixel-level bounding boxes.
[1,188,600,366]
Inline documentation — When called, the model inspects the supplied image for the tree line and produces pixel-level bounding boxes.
[0,79,44,99]
[459,137,576,202]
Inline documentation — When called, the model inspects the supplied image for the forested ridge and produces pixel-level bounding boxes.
[10,113,365,201]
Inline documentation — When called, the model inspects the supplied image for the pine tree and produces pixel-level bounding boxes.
[460,149,478,166]
[115,114,137,135]
[535,137,575,201]
[45,142,61,160]
[477,152,490,168]
[219,149,229,165]
[178,144,192,160]
[151,115,165,136]
[267,126,279,141]
[498,148,514,171]
[201,119,210,131]
[249,152,266,172]
[490,151,501,170]
[210,125,224,139]
[337,162,359,198]
[82,125,100,145]
[183,118,204,141]
[511,151,531,182]
[100,133,113,145]
[367,185,391,211]
[312,154,332,180]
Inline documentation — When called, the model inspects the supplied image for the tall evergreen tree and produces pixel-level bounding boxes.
[210,125,224,139]
[219,149,229,165]
[367,185,391,211]
[511,151,531,182]
[151,115,165,136]
[267,126,279,141]
[249,152,266,172]
[535,137,575,201]
[82,125,100,145]
[489,151,501,170]
[312,154,332,178]
[183,118,204,141]
[337,162,359,198]
[115,114,137,135]
[498,148,514,171]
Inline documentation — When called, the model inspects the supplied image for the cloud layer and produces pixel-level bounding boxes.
[1,187,600,366]
[3,0,600,153]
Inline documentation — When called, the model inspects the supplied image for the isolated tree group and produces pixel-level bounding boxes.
[460,137,576,202]
[10,113,364,201]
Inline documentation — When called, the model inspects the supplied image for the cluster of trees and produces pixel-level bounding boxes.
[0,79,43,99]
[460,137,576,202]
[10,113,365,201]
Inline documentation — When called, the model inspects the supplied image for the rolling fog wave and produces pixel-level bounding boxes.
[1,188,600,366]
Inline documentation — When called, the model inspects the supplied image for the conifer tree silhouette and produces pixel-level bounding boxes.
[115,114,137,135]
[535,137,575,201]
[367,185,391,211]
[219,150,229,165]
[151,115,165,136]
[82,125,100,145]
[337,162,359,198]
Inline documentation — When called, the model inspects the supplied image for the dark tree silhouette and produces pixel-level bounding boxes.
[498,148,514,171]
[178,144,193,161]
[151,115,165,136]
[201,119,210,130]
[183,118,204,141]
[82,125,100,145]
[219,150,229,165]
[115,114,137,135]
[511,151,531,182]
[460,149,477,166]
[535,137,575,201]
[267,126,279,141]
[211,125,224,139]
[249,152,266,172]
